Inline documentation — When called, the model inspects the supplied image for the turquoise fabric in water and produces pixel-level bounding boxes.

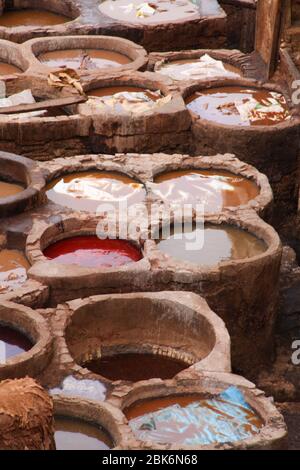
[129,386,262,446]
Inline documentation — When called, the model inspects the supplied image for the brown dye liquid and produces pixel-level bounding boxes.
[38,49,131,70]
[0,325,32,360]
[186,86,291,126]
[0,9,70,27]
[153,169,259,211]
[0,249,30,292]
[157,223,267,266]
[88,86,160,101]
[83,353,187,382]
[54,416,113,450]
[0,62,21,75]
[124,394,264,443]
[46,171,146,212]
[0,180,24,198]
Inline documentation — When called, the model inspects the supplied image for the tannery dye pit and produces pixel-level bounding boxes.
[83,352,188,382]
[0,62,21,75]
[186,87,291,126]
[0,9,70,28]
[54,416,113,451]
[124,387,264,446]
[157,223,267,266]
[38,50,131,70]
[46,171,146,212]
[153,169,260,211]
[43,236,142,268]
[0,325,32,361]
[0,0,297,453]
[0,250,30,293]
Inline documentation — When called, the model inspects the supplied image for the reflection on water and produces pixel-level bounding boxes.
[153,169,259,212]
[46,171,146,212]
[125,386,263,446]
[157,223,267,266]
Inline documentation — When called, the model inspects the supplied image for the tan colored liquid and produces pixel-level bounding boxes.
[88,86,160,101]
[0,9,70,27]
[38,49,131,70]
[46,171,146,212]
[186,86,291,126]
[125,394,263,445]
[157,223,267,266]
[0,62,21,75]
[0,249,30,293]
[54,416,113,450]
[153,169,259,211]
[83,353,187,382]
[0,180,24,198]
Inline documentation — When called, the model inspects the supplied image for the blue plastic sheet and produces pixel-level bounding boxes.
[129,386,263,446]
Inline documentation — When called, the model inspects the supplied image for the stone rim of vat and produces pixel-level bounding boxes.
[0,39,29,75]
[38,152,273,219]
[52,394,130,450]
[144,210,281,275]
[22,35,148,78]
[0,300,52,380]
[0,0,81,40]
[0,151,46,217]
[150,48,252,83]
[182,76,300,131]
[55,291,231,385]
[76,71,191,137]
[110,374,287,450]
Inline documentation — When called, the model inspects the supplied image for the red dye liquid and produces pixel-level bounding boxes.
[44,236,142,268]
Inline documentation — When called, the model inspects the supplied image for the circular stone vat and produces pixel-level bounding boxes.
[156,222,267,267]
[119,378,287,450]
[0,151,45,217]
[54,415,113,450]
[155,54,242,82]
[38,49,131,71]
[0,249,30,294]
[24,36,147,76]
[186,86,291,126]
[0,1,79,42]
[53,396,126,450]
[46,170,146,212]
[184,79,300,227]
[65,291,231,383]
[43,236,142,269]
[0,301,52,380]
[144,213,282,374]
[152,169,260,213]
[0,9,70,27]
